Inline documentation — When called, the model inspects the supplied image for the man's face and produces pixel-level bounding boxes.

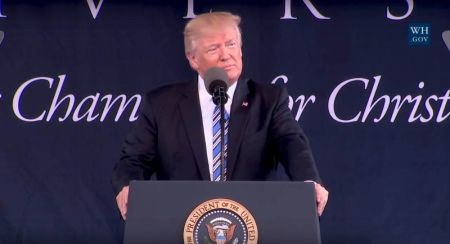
[186,26,243,84]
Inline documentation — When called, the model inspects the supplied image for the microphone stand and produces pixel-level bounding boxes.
[213,87,228,181]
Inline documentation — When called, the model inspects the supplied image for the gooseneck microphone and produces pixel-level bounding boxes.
[203,67,229,181]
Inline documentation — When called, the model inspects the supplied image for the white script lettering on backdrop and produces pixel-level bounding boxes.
[272,75,449,123]
[328,76,450,123]
[271,75,316,121]
[12,75,141,122]
[5,74,448,123]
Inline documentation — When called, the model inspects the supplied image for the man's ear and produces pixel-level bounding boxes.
[186,51,199,71]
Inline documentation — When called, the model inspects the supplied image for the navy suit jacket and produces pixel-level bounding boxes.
[112,79,321,195]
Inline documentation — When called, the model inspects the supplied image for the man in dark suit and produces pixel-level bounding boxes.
[112,11,328,220]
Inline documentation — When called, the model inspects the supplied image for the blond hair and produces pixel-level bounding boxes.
[183,12,242,54]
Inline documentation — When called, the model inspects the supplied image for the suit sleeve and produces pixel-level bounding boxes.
[269,85,322,183]
[111,93,159,195]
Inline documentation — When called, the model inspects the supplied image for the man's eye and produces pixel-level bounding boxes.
[207,47,218,53]
[227,42,236,48]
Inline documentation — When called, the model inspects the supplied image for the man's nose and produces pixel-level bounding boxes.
[218,46,231,61]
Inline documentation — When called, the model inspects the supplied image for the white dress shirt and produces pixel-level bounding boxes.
[198,75,237,180]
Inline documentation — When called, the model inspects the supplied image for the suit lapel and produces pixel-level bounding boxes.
[179,81,210,180]
[227,79,251,179]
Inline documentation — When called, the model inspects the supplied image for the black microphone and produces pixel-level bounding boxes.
[204,67,229,105]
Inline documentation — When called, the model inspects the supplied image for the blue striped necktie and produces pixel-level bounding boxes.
[212,105,229,181]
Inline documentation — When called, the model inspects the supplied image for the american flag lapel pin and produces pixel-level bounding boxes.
[242,101,248,107]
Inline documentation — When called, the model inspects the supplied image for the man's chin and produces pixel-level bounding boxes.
[226,71,240,83]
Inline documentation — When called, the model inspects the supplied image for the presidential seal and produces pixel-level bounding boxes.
[184,198,258,244]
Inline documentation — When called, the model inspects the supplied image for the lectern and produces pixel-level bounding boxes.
[124,181,321,244]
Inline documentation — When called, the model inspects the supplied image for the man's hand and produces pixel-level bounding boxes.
[116,186,129,220]
[314,183,329,216]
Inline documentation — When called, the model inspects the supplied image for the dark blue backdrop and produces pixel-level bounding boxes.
[1,0,449,243]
